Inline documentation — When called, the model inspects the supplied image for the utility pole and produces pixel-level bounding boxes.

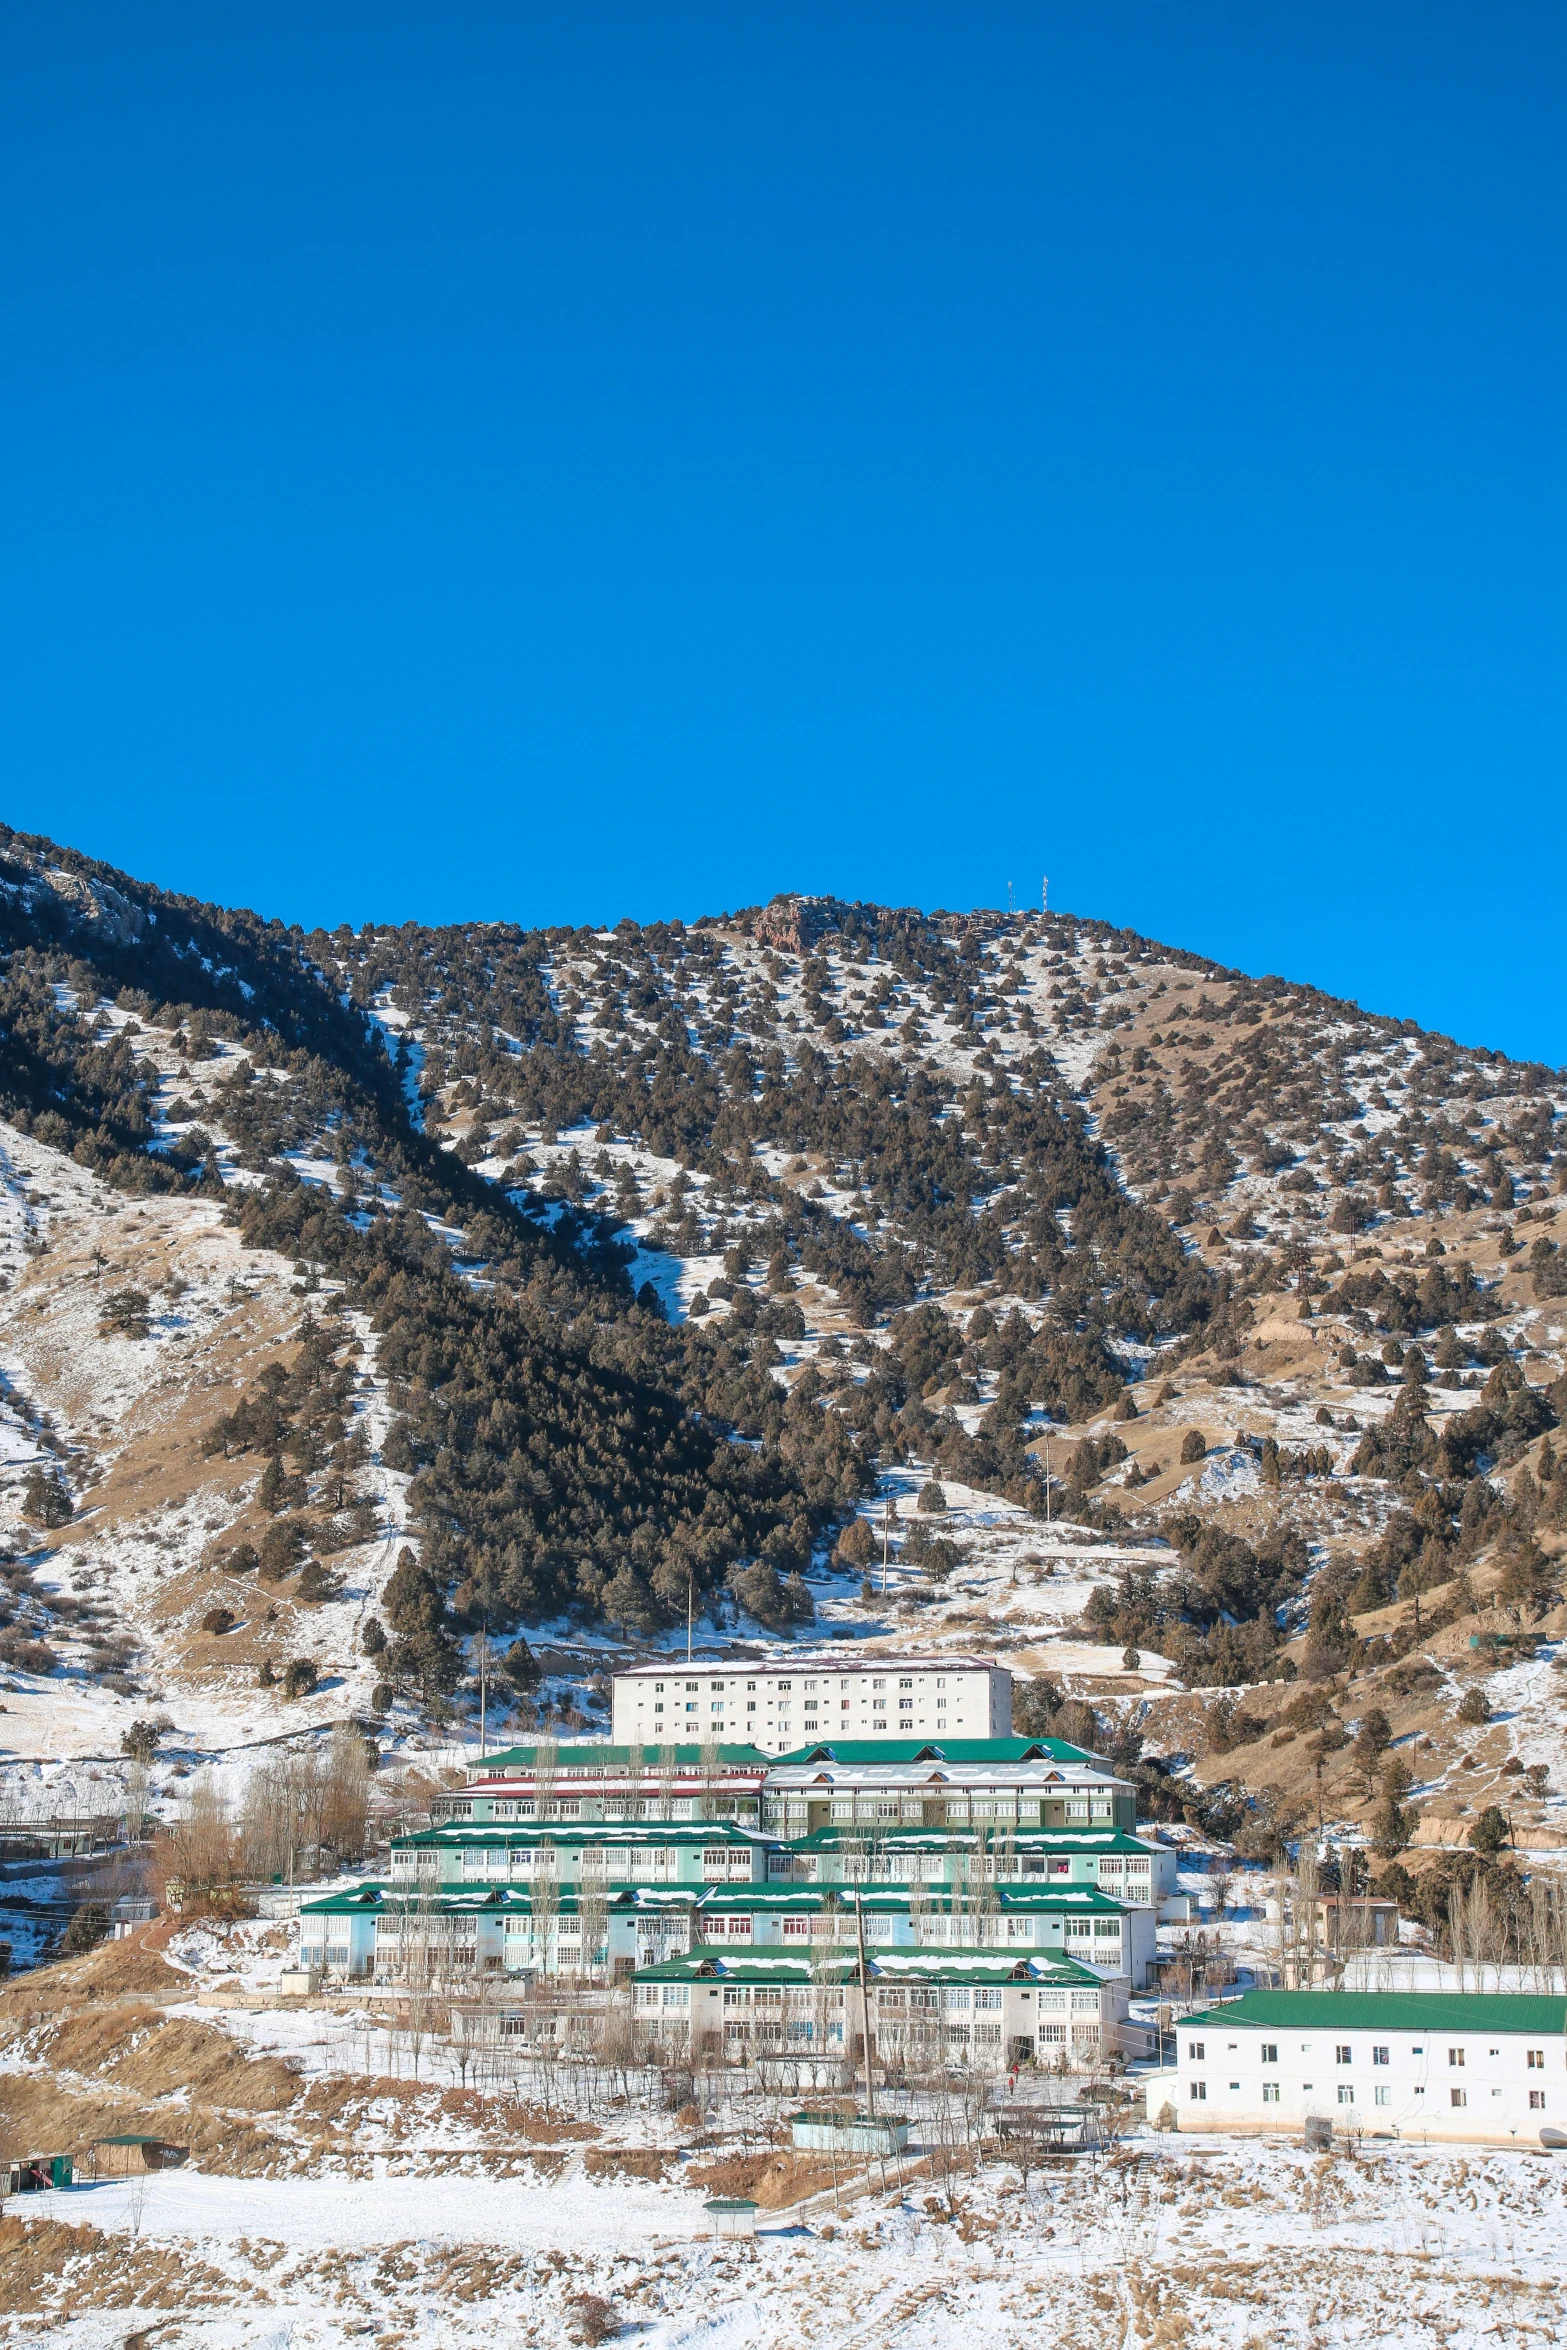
[854,1888,876,2122]
[687,1574,693,1664]
[478,1620,488,1763]
[1043,1429,1052,1527]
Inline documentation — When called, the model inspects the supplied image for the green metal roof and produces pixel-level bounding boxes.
[1181,1990,1567,2037]
[687,1881,1124,1914]
[472,1741,771,1773]
[634,1948,1105,1988]
[771,1737,1096,1766]
[394,1819,771,1850]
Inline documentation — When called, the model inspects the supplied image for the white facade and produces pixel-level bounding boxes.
[1175,1994,1567,2149]
[612,1655,1011,1753]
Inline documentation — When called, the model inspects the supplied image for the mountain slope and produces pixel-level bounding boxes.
[1,831,1564,1878]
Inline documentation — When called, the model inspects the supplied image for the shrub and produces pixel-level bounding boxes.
[99,1287,151,1340]
[259,1517,306,1582]
[834,1516,876,1569]
[295,1560,344,1605]
[120,1720,161,1762]
[1469,1805,1509,1855]
[0,1635,58,1676]
[1456,1686,1492,1726]
[361,1617,387,1657]
[916,1481,948,1514]
[1179,1430,1207,1465]
[282,1658,318,1699]
[199,1606,237,1636]
[20,1465,72,1528]
[60,1903,110,1957]
[566,2293,619,2345]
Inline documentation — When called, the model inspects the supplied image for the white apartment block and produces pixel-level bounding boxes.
[611,1655,1012,1753]
[1176,1991,1567,2149]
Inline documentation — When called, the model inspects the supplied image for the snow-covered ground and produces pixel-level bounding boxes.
[14,2127,1567,2347]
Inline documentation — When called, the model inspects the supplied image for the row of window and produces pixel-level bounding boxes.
[1188,2082,1549,2111]
[645,1676,961,1692]
[652,1701,947,1716]
[1187,2040,1552,2069]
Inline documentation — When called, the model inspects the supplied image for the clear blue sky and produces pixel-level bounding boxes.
[3,5,1563,1061]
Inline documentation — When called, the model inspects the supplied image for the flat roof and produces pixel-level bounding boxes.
[1181,1990,1567,2037]
[769,1737,1096,1767]
[471,1741,771,1775]
[616,1655,999,1678]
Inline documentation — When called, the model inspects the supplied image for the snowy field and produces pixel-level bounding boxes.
[9,2132,1566,2348]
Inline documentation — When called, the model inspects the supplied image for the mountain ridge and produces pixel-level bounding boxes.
[0,820,1562,1880]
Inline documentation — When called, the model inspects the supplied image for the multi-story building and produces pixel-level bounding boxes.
[758,1736,1135,1835]
[631,1947,1115,2069]
[387,1819,773,1891]
[1175,1991,1567,2148]
[297,1875,1152,1987]
[791,1824,1177,1904]
[611,1656,1011,1752]
[439,1731,1131,1836]
[442,1742,771,1826]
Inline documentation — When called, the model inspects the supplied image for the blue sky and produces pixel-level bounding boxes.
[2,5,1563,1061]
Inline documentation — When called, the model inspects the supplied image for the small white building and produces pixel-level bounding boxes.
[611,1655,1011,1754]
[1175,1991,1567,2149]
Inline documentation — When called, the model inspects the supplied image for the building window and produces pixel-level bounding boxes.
[1528,2050,1545,2069]
[1262,2083,1280,2105]
[1337,2086,1354,2106]
[1189,2081,1206,2101]
[1374,2087,1391,2107]
[1448,2048,1464,2068]
[1530,2091,1546,2111]
[1450,2087,1466,2108]
[1260,2043,1278,2064]
[1372,2046,1389,2066]
[1187,2042,1205,2061]
[1335,2046,1352,2066]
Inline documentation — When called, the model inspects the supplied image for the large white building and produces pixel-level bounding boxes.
[1176,1990,1567,2149]
[611,1654,1011,1753]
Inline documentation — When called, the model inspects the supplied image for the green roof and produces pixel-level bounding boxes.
[394,1819,770,1849]
[634,1948,1105,1988]
[687,1881,1124,1914]
[1182,1990,1567,2037]
[472,1742,771,1773]
[771,1737,1097,1766]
